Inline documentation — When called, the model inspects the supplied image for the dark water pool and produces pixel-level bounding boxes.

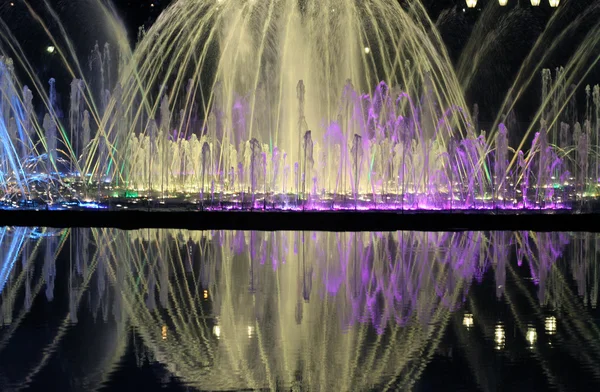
[0,228,599,391]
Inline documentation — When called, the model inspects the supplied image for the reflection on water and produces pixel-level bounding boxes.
[0,229,600,391]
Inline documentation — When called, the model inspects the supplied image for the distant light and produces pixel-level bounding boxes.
[46,46,56,54]
[213,325,221,338]
[526,327,537,346]
[247,325,254,338]
[364,47,371,54]
[499,0,508,5]
[162,325,167,340]
[466,0,478,8]
[530,0,541,5]
[495,324,505,349]
[548,0,560,7]
[463,313,474,328]
[545,316,557,335]
[10,2,14,6]
[203,289,209,299]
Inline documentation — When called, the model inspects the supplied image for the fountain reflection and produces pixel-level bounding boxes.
[0,229,600,390]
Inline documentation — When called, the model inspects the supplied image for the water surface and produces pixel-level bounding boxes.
[1,229,599,391]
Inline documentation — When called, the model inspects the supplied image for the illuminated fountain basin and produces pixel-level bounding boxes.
[2,71,597,212]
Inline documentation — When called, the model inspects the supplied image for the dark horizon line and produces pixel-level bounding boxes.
[0,209,599,232]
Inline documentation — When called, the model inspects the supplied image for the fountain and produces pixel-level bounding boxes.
[0,0,598,215]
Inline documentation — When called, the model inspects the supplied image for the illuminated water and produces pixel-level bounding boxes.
[0,0,599,210]
[1,228,600,391]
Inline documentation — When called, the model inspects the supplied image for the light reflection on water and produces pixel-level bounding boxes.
[0,229,599,391]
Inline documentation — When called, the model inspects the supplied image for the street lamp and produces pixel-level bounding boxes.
[466,0,478,8]
[549,0,560,7]
[499,0,508,6]
[530,0,541,6]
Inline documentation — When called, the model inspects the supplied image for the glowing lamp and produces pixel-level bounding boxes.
[46,46,56,54]
[499,0,508,5]
[364,47,371,54]
[466,0,478,8]
[526,327,537,346]
[545,316,557,335]
[463,313,474,328]
[548,0,560,7]
[494,324,506,350]
[530,0,541,6]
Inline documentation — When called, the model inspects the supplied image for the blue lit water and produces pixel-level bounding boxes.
[0,228,599,391]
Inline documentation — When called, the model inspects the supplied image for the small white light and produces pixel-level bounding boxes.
[530,0,541,6]
[545,316,557,335]
[466,0,478,8]
[46,46,56,54]
[247,325,254,338]
[463,313,474,328]
[548,0,560,7]
[526,327,537,346]
[213,325,221,338]
[495,324,506,349]
[364,47,371,54]
[499,0,508,5]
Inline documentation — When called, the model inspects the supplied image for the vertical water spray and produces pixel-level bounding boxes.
[148,119,158,193]
[302,130,314,205]
[70,79,85,173]
[351,134,363,208]
[297,80,306,202]
[594,86,600,183]
[579,130,589,201]
[250,138,261,206]
[495,124,508,206]
[518,150,528,208]
[22,86,34,161]
[160,94,171,197]
[81,110,91,179]
[447,137,457,209]
[43,114,57,172]
[201,141,210,205]
[536,123,549,205]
